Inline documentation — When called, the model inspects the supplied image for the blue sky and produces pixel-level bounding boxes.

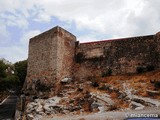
[0,0,160,63]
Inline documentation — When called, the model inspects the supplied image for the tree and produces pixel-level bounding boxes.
[0,60,8,78]
[0,59,20,91]
[14,60,27,86]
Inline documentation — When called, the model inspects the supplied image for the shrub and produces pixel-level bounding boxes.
[146,65,155,71]
[92,80,99,87]
[0,60,8,78]
[90,76,99,87]
[0,75,19,91]
[136,66,145,73]
[101,68,112,77]
[154,80,160,89]
[75,52,85,63]
[36,81,51,92]
[14,60,27,86]
[107,68,112,76]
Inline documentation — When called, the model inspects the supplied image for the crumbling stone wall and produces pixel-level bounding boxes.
[75,35,159,78]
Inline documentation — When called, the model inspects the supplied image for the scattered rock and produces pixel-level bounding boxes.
[61,78,72,84]
[27,114,34,119]
[62,110,70,114]
[146,89,160,96]
[43,104,52,113]
[118,92,127,99]
[131,95,160,107]
[98,106,109,113]
[77,84,84,91]
[129,101,145,110]
[26,96,62,118]
[91,101,102,112]
[98,84,110,90]
[35,102,43,113]
[96,94,115,106]
[33,114,43,120]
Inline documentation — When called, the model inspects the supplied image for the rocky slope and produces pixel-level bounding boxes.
[25,70,160,120]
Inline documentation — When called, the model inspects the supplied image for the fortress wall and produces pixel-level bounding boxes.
[25,26,76,94]
[75,35,158,78]
[155,32,160,66]
[26,28,58,87]
[56,27,76,81]
[25,25,160,96]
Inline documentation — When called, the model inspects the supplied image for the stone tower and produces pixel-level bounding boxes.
[25,26,76,95]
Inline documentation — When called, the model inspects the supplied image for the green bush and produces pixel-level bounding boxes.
[89,76,99,87]
[154,80,160,89]
[136,65,155,73]
[0,75,19,90]
[146,65,155,71]
[36,81,51,92]
[75,52,85,63]
[0,60,8,78]
[101,68,112,77]
[0,58,26,91]
[136,66,145,73]
[14,60,27,86]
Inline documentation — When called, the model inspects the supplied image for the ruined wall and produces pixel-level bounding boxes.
[25,25,160,96]
[25,26,76,94]
[75,35,159,78]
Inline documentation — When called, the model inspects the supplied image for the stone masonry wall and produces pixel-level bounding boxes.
[25,26,76,95]
[56,27,76,81]
[26,27,58,89]
[25,25,160,96]
[75,35,159,78]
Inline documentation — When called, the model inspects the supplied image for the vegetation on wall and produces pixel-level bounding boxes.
[101,68,112,77]
[136,65,155,73]
[146,65,155,71]
[75,52,85,63]
[136,66,145,73]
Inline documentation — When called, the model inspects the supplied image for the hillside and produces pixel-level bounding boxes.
[25,70,160,119]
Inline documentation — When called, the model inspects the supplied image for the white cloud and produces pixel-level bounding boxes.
[78,34,98,43]
[1,0,160,38]
[20,30,41,45]
[0,46,26,63]
[31,0,160,38]
[1,0,160,62]
[0,30,41,63]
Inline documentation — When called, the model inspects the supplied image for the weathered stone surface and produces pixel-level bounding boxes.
[118,92,127,99]
[98,84,110,90]
[98,106,109,113]
[24,26,76,96]
[26,96,63,118]
[129,101,145,110]
[35,103,43,113]
[27,114,34,119]
[61,78,72,83]
[131,95,160,107]
[24,26,160,97]
[91,101,102,112]
[146,89,160,96]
